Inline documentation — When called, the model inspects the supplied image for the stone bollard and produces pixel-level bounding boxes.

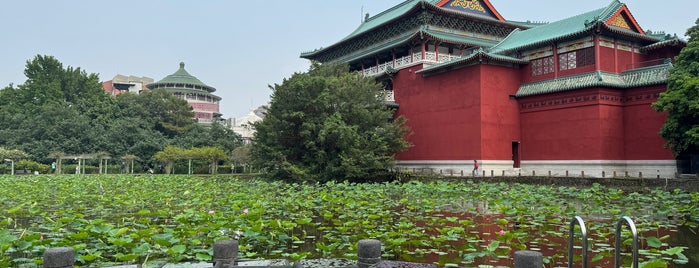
[213,240,238,267]
[357,239,381,268]
[513,250,543,268]
[43,247,74,268]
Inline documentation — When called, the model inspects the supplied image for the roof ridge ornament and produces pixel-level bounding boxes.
[180,62,185,69]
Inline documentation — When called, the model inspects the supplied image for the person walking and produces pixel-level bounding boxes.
[473,160,479,176]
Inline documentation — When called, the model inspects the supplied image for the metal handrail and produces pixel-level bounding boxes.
[614,216,639,268]
[568,216,589,268]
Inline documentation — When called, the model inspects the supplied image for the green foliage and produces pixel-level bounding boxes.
[251,62,410,183]
[153,146,228,174]
[0,147,28,160]
[14,160,50,174]
[0,55,241,167]
[0,176,695,267]
[653,18,699,156]
[173,122,242,155]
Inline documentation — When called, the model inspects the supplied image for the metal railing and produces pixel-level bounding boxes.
[615,216,639,268]
[568,216,589,268]
[568,216,640,268]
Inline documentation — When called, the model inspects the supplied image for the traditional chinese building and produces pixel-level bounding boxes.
[301,0,686,177]
[147,62,222,124]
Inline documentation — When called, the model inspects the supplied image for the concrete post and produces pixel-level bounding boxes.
[213,240,238,267]
[357,239,381,268]
[514,250,543,268]
[43,247,74,268]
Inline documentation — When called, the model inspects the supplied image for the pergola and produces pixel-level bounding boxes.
[50,152,113,174]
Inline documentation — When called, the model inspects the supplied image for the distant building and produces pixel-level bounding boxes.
[147,62,222,124]
[227,106,267,144]
[102,75,153,96]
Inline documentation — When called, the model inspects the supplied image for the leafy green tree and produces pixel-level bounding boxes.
[0,147,28,160]
[653,19,699,157]
[251,62,410,183]
[173,122,242,155]
[153,146,186,174]
[231,144,252,173]
[187,146,227,174]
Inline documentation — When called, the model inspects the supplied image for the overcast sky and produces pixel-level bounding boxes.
[0,0,695,119]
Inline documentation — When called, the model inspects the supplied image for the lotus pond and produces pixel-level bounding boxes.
[0,175,697,267]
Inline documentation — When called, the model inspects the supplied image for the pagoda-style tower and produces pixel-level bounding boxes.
[147,62,222,124]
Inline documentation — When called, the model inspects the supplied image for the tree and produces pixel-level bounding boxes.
[231,144,252,173]
[153,146,186,174]
[0,147,28,160]
[653,18,699,157]
[173,122,242,155]
[251,62,410,183]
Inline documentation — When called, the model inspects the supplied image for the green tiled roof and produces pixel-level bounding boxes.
[490,1,623,54]
[301,0,518,59]
[641,37,687,52]
[166,87,222,101]
[425,28,499,47]
[417,48,528,75]
[516,63,672,97]
[300,0,430,58]
[335,28,499,63]
[149,62,216,93]
[342,0,433,43]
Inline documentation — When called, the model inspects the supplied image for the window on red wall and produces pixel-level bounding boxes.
[531,56,554,76]
[559,47,594,71]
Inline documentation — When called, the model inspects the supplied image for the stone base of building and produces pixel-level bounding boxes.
[396,160,678,178]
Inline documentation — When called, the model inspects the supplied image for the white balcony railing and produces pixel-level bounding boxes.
[362,52,462,77]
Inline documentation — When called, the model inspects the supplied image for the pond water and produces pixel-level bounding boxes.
[289,207,697,267]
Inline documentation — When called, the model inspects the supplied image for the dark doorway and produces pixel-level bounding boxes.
[512,142,521,168]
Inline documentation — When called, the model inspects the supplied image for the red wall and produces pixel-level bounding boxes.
[518,87,673,161]
[479,65,521,160]
[394,65,482,160]
[623,86,674,160]
[393,63,521,161]
[519,89,609,160]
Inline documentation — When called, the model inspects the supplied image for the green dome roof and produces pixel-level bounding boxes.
[148,62,216,93]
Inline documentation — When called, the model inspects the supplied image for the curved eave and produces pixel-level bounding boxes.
[302,1,521,60]
[148,82,217,93]
[328,29,498,64]
[417,50,528,75]
[516,64,671,98]
[492,21,661,55]
[640,38,687,52]
[600,23,662,42]
[155,87,222,101]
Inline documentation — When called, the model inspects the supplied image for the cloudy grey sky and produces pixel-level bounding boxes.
[0,0,695,119]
